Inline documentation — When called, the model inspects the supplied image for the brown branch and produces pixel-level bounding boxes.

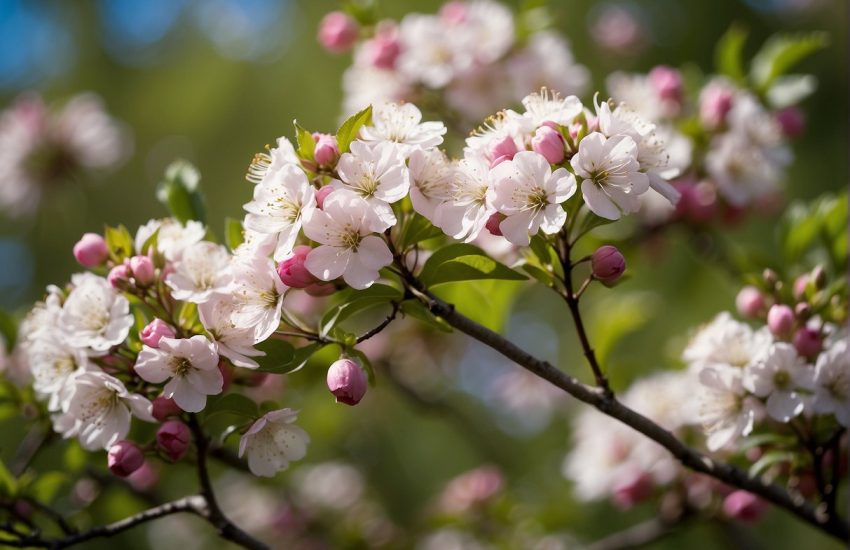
[356,301,400,343]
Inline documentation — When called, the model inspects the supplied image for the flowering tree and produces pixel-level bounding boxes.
[0,1,846,548]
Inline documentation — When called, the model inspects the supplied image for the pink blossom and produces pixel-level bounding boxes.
[326,358,368,406]
[73,233,108,267]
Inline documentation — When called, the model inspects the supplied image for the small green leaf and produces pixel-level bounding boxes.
[294,121,315,160]
[140,227,160,256]
[204,393,259,420]
[520,263,555,287]
[254,339,296,373]
[104,224,134,263]
[0,459,17,496]
[715,24,748,83]
[288,342,327,374]
[748,450,796,477]
[156,160,206,224]
[399,299,452,332]
[224,218,245,252]
[336,105,373,153]
[751,32,828,90]
[419,244,526,287]
[320,284,402,337]
[398,213,443,249]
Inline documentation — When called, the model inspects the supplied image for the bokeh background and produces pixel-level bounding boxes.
[0,0,846,548]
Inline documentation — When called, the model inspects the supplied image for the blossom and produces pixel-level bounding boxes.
[238,409,309,477]
[302,191,393,290]
[26,337,88,411]
[488,151,576,245]
[397,14,471,88]
[53,370,154,451]
[519,88,583,127]
[59,273,134,354]
[134,336,222,413]
[570,132,648,220]
[407,147,453,220]
[744,343,813,422]
[332,140,410,230]
[812,338,850,427]
[227,256,287,341]
[683,312,773,371]
[432,154,494,241]
[198,295,265,369]
[698,366,759,451]
[359,102,446,157]
[245,136,300,186]
[134,218,206,262]
[506,32,589,100]
[165,241,232,303]
[242,163,317,261]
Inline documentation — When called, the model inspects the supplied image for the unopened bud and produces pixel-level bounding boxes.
[612,471,654,509]
[315,186,334,209]
[366,26,401,70]
[723,490,768,523]
[107,264,131,289]
[735,286,765,319]
[487,136,518,167]
[762,268,779,287]
[313,133,340,166]
[317,11,359,53]
[151,396,182,421]
[140,319,176,348]
[107,440,144,477]
[485,212,504,236]
[129,255,155,286]
[792,327,822,359]
[156,420,191,461]
[277,246,316,288]
[774,106,805,138]
[767,304,794,337]
[531,126,566,164]
[73,233,109,268]
[592,245,626,284]
[811,265,826,290]
[326,358,368,406]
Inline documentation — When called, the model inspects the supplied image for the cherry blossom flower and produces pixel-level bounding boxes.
[432,154,494,241]
[198,295,265,369]
[302,191,393,290]
[488,151,576,246]
[697,366,759,452]
[359,102,446,157]
[242,163,317,261]
[506,32,589,100]
[246,136,300,186]
[134,336,222,413]
[53,370,154,451]
[812,338,850,427]
[134,218,206,262]
[683,312,773,372]
[228,256,287,341]
[27,337,88,411]
[519,88,583,127]
[59,273,134,354]
[408,147,454,220]
[166,241,232,303]
[238,409,310,477]
[744,343,814,422]
[570,132,648,220]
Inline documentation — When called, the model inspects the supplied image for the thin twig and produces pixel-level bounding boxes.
[356,301,400,343]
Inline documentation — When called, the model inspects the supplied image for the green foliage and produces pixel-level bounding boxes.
[294,120,316,161]
[336,105,372,153]
[253,338,295,373]
[224,217,245,252]
[399,299,452,332]
[320,284,402,338]
[0,459,16,496]
[104,224,134,263]
[715,24,748,84]
[419,243,526,287]
[751,32,829,91]
[204,393,260,420]
[156,160,206,224]
[779,192,847,269]
[397,213,444,249]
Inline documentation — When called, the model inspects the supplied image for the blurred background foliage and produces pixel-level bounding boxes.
[0,0,846,548]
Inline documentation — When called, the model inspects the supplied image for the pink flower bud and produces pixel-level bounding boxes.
[141,319,176,349]
[531,126,566,164]
[107,440,144,477]
[612,471,655,509]
[366,26,401,70]
[487,136,518,165]
[327,358,367,406]
[793,274,810,300]
[440,1,467,24]
[313,133,340,166]
[735,286,765,319]
[648,65,683,104]
[767,304,794,337]
[795,302,810,318]
[73,233,109,268]
[591,245,626,283]
[315,186,335,209]
[674,179,718,223]
[723,490,768,523]
[107,264,131,289]
[485,212,504,236]
[317,11,359,53]
[793,327,822,359]
[699,84,734,128]
[305,282,335,297]
[278,246,316,288]
[151,396,181,421]
[775,106,805,138]
[156,420,191,461]
[129,255,155,286]
[127,461,158,492]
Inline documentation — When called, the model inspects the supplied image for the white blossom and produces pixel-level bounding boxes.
[697,366,760,452]
[812,338,850,426]
[27,337,89,411]
[408,147,454,220]
[432,154,494,241]
[59,273,134,354]
[135,218,206,262]
[519,88,584,127]
[507,32,589,100]
[488,151,576,246]
[359,102,446,157]
[166,241,232,303]
[227,257,287,342]
[198,295,265,369]
[134,336,222,413]
[397,14,471,88]
[744,342,814,422]
[238,409,309,477]
[245,136,300,185]
[683,312,773,372]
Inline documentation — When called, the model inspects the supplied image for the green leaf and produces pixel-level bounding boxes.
[224,217,245,252]
[294,121,315,161]
[715,24,748,83]
[419,243,526,287]
[320,284,402,337]
[336,105,372,153]
[398,213,443,249]
[204,393,259,419]
[0,459,16,496]
[29,471,67,504]
[575,210,616,241]
[751,32,828,90]
[0,310,17,350]
[140,227,160,256]
[253,339,295,373]
[748,450,795,477]
[104,224,134,263]
[289,342,327,374]
[520,263,555,287]
[156,160,206,224]
[399,299,452,332]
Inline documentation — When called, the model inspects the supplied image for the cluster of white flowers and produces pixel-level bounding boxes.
[0,93,131,217]
[327,0,589,123]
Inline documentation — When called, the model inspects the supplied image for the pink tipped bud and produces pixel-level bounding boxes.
[73,233,109,268]
[648,65,683,104]
[313,133,340,166]
[793,327,822,359]
[485,212,504,236]
[674,179,718,223]
[699,84,734,128]
[592,245,626,283]
[793,274,810,300]
[487,136,518,165]
[278,246,316,288]
[440,1,467,24]
[775,106,805,138]
[612,471,655,509]
[366,26,401,70]
[140,319,176,349]
[326,358,367,406]
[723,490,768,523]
[317,11,359,53]
[107,264,131,289]
[767,304,795,337]
[531,126,566,164]
[107,440,144,477]
[151,396,182,422]
[129,255,155,286]
[315,186,335,209]
[156,420,191,461]
[305,282,336,297]
[735,286,765,318]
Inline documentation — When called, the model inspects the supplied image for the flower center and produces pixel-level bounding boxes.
[174,358,193,377]
[773,370,790,389]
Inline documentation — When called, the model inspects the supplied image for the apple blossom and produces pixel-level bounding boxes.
[744,343,813,422]
[698,366,759,451]
[129,255,155,286]
[245,136,300,186]
[238,409,309,477]
[227,256,287,341]
[432,154,494,242]
[408,147,453,220]
[811,338,850,427]
[359,102,446,158]
[531,126,566,164]
[60,273,134,354]
[134,218,206,262]
[140,319,176,349]
[198,295,265,370]
[165,241,232,303]
[317,11,359,53]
